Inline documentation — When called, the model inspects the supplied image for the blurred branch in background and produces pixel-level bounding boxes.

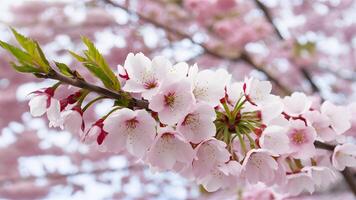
[253,0,321,95]
[253,1,356,192]
[0,166,142,186]
[102,0,292,95]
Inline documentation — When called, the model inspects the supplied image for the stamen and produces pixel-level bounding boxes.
[164,92,176,108]
[126,117,139,129]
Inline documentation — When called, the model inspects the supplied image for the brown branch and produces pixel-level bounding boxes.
[315,141,356,196]
[37,70,149,109]
[314,141,335,151]
[102,0,291,95]
[254,0,283,40]
[341,168,356,195]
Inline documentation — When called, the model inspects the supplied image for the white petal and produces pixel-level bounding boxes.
[321,101,351,134]
[283,92,312,116]
[28,95,48,117]
[102,108,135,153]
[177,103,216,143]
[47,98,61,127]
[151,56,170,80]
[61,110,83,135]
[122,79,145,93]
[260,126,290,155]
[126,110,156,158]
[124,52,151,82]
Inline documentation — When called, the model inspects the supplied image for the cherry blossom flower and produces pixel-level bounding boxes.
[122,53,170,100]
[190,68,231,106]
[102,108,156,158]
[28,88,61,126]
[177,103,216,144]
[259,95,284,124]
[282,92,312,116]
[241,149,278,184]
[321,101,351,135]
[166,61,190,81]
[149,79,195,125]
[198,161,242,192]
[146,127,195,171]
[287,120,316,159]
[260,125,290,155]
[332,143,356,170]
[28,88,54,117]
[192,139,230,179]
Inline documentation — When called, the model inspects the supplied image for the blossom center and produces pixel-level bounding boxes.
[144,79,158,89]
[182,113,200,130]
[193,86,207,98]
[161,132,175,141]
[126,117,139,129]
[292,131,307,145]
[164,92,176,108]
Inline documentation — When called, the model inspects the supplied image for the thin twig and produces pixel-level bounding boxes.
[341,168,356,195]
[314,141,335,151]
[37,70,149,109]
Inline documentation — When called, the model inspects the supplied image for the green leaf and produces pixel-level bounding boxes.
[10,28,50,73]
[0,40,33,65]
[10,28,35,53]
[83,62,114,89]
[35,41,50,66]
[55,61,73,77]
[69,50,86,62]
[81,36,120,90]
[11,62,43,73]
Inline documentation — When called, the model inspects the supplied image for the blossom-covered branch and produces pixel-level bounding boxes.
[1,29,355,198]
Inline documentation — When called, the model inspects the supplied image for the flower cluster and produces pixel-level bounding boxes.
[28,52,355,196]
